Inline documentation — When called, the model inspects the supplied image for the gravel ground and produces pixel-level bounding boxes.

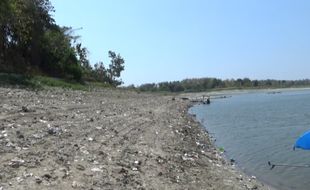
[0,87,271,190]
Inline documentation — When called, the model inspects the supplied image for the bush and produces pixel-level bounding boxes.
[65,64,83,81]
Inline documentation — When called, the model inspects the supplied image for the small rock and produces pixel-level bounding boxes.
[9,158,25,168]
[134,160,140,165]
[16,131,24,139]
[16,176,24,183]
[39,119,47,124]
[76,164,86,171]
[21,106,31,112]
[72,181,78,188]
[119,168,128,174]
[35,176,42,184]
[23,173,33,178]
[236,175,243,181]
[88,137,94,141]
[42,174,52,180]
[91,168,103,172]
[230,158,235,165]
[47,127,61,135]
[246,184,258,190]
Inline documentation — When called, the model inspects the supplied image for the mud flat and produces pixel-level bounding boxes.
[0,87,271,190]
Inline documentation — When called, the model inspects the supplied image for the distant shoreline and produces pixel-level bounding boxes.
[181,87,310,101]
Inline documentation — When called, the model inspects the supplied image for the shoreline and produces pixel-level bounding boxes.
[0,87,273,189]
[183,87,310,100]
[185,91,284,190]
[185,101,276,190]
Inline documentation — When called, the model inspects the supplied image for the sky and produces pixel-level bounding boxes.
[50,0,310,85]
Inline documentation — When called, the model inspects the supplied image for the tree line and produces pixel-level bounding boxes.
[138,78,310,92]
[0,0,124,86]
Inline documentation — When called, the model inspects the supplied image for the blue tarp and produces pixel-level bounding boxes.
[295,131,310,150]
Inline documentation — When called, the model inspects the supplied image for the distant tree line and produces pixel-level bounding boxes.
[0,0,124,86]
[138,78,310,92]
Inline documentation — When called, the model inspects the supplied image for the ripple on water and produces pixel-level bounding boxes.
[190,89,310,190]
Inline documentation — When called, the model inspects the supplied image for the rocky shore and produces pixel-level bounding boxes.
[0,87,271,189]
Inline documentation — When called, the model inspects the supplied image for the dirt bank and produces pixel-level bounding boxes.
[0,87,270,190]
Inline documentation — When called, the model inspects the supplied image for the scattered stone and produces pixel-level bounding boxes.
[76,164,86,171]
[230,158,235,165]
[35,176,42,184]
[21,106,31,113]
[91,168,103,172]
[9,158,25,168]
[72,181,80,188]
[47,127,61,135]
[237,175,243,181]
[119,168,128,174]
[88,137,94,141]
[42,174,52,180]
[16,131,24,139]
[16,176,24,183]
[0,87,269,190]
[134,160,140,165]
[23,173,33,178]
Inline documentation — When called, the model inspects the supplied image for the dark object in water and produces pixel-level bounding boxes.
[206,98,210,104]
[203,98,211,104]
[230,159,235,165]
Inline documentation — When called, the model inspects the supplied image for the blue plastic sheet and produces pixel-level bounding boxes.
[295,131,310,150]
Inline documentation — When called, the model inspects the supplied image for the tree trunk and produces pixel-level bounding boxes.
[0,25,5,66]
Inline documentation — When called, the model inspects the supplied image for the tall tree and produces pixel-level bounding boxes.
[0,0,12,67]
[0,0,55,73]
[107,51,125,86]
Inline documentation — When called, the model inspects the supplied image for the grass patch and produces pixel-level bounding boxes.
[0,73,100,90]
[218,147,225,153]
[0,73,39,88]
[33,76,88,90]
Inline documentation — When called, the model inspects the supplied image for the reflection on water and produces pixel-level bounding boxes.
[190,90,310,190]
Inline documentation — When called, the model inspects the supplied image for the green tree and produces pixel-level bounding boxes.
[40,25,82,80]
[0,0,55,73]
[93,62,107,82]
[76,43,93,80]
[0,0,11,66]
[107,51,125,86]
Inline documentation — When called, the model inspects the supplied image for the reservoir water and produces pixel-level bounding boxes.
[189,89,310,190]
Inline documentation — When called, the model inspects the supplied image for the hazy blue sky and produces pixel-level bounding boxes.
[50,0,310,85]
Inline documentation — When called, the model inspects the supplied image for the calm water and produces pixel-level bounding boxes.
[189,89,310,190]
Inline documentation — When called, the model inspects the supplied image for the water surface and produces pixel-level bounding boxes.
[190,89,310,190]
